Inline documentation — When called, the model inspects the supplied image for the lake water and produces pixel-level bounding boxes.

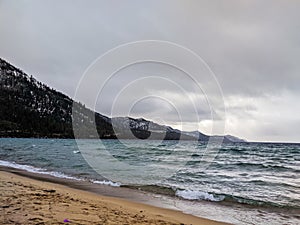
[0,138,299,224]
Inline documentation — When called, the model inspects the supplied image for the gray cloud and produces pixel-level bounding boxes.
[0,0,300,142]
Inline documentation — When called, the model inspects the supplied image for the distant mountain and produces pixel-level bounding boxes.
[0,58,245,142]
[111,117,203,140]
[225,135,247,143]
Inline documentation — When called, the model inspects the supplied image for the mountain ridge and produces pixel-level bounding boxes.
[0,57,245,142]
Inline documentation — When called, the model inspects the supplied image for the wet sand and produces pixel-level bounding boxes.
[0,170,229,225]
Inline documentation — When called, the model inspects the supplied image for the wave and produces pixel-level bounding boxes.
[247,179,300,189]
[0,160,83,181]
[121,183,298,208]
[122,184,298,208]
[219,162,300,173]
[175,188,300,209]
[176,189,225,201]
[0,160,121,187]
[91,179,121,187]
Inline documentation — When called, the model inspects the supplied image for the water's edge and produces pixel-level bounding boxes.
[0,164,231,224]
[1,138,299,225]
[1,164,299,225]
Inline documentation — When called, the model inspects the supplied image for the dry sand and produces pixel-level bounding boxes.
[0,171,229,225]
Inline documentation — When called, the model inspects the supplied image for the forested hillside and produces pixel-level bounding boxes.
[0,58,244,142]
[0,58,114,138]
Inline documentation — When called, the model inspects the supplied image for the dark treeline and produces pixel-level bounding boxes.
[0,58,115,138]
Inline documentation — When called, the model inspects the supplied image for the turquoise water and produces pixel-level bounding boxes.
[0,138,299,224]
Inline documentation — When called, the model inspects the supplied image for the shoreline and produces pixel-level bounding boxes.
[0,167,229,225]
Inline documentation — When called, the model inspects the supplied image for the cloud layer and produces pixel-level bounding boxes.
[0,0,299,142]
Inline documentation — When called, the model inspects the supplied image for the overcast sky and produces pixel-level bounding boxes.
[0,0,299,142]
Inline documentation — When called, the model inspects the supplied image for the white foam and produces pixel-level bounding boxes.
[176,189,225,202]
[0,160,122,187]
[0,160,82,181]
[92,179,121,187]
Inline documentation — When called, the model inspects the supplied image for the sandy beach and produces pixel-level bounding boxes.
[0,170,229,225]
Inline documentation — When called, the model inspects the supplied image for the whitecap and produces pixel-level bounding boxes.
[0,160,82,181]
[91,179,121,187]
[175,189,225,202]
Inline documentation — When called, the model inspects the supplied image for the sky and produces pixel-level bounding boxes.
[0,0,299,142]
